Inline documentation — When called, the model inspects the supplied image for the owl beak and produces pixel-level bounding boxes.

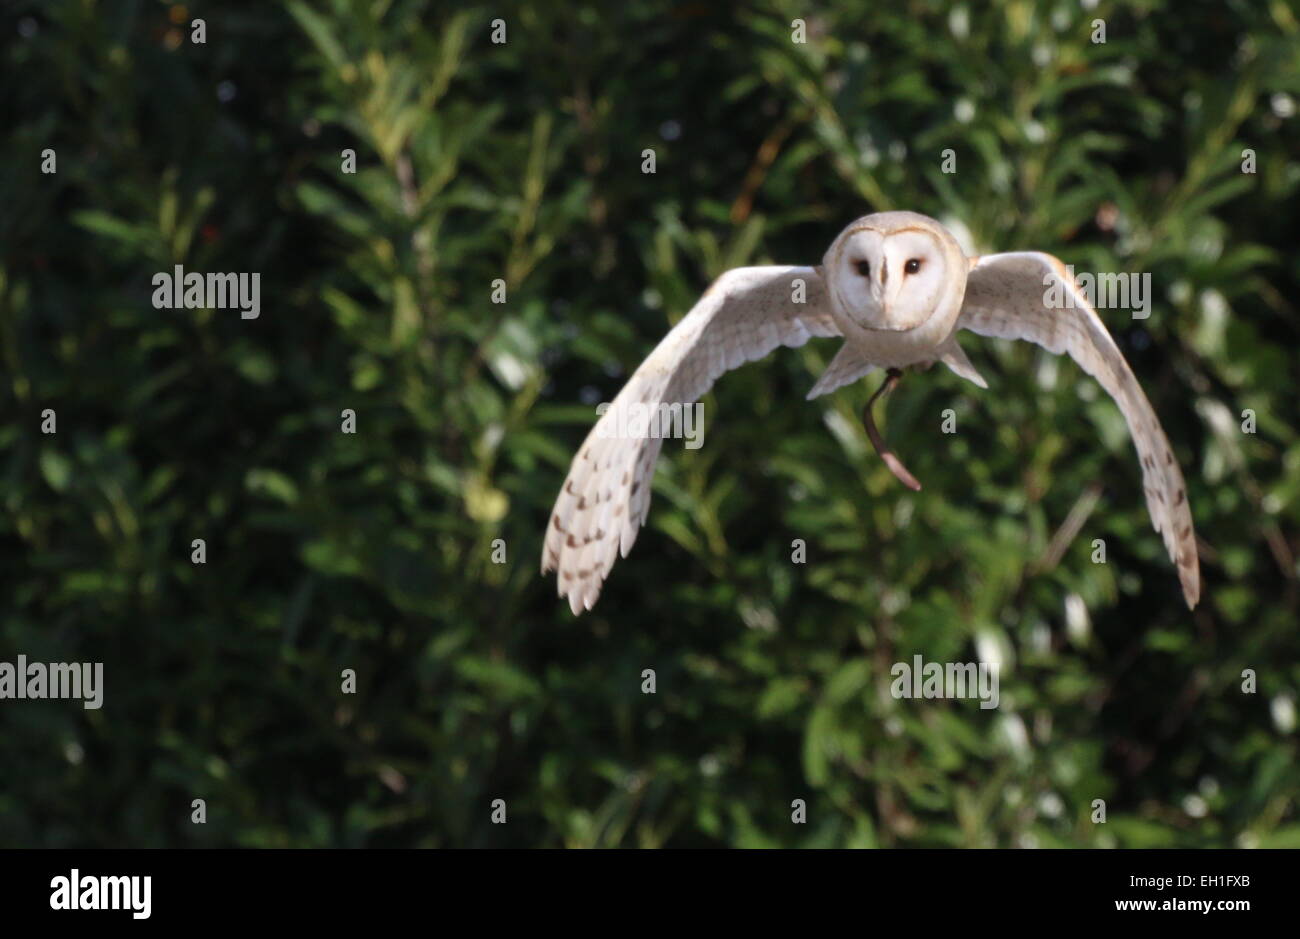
[870,276,886,311]
[871,263,893,315]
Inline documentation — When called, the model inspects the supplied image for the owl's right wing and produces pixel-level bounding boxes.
[542,265,840,614]
[957,251,1200,608]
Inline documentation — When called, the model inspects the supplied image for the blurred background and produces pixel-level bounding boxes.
[1,0,1298,847]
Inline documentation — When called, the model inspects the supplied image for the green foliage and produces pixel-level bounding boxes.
[1,0,1298,847]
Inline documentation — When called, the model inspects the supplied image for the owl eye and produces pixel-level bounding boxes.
[904,258,923,275]
[854,260,871,277]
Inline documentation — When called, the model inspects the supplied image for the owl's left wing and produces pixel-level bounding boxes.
[957,251,1200,608]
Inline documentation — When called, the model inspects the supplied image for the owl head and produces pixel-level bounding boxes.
[821,211,969,337]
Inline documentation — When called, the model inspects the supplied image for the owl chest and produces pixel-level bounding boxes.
[833,308,957,367]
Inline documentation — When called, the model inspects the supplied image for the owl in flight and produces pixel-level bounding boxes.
[542,211,1199,615]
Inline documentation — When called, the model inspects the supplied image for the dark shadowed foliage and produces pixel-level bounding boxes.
[1,0,1298,847]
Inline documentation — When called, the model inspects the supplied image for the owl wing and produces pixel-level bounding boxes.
[957,251,1200,608]
[542,265,840,614]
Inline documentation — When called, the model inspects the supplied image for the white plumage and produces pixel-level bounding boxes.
[542,212,1200,613]
[541,266,839,614]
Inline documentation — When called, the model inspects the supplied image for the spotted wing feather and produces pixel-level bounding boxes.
[542,266,840,614]
[958,251,1200,608]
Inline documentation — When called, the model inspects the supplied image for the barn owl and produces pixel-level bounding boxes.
[542,211,1200,615]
